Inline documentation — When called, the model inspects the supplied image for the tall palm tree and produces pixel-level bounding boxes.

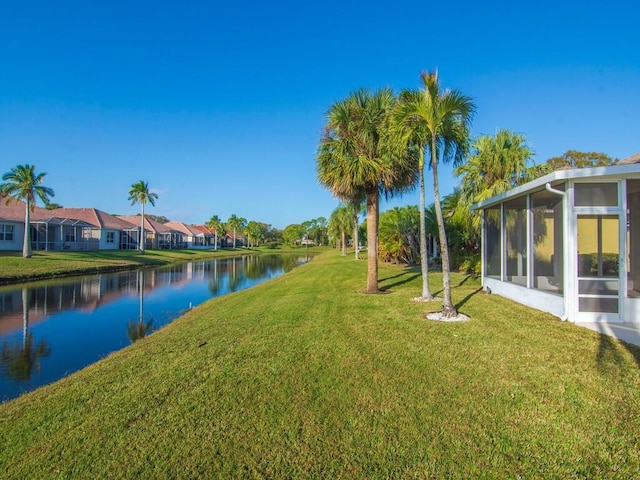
[0,164,55,258]
[206,214,224,250]
[226,214,246,248]
[399,70,476,317]
[128,180,158,253]
[317,88,417,293]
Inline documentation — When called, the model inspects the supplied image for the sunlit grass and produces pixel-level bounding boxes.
[1,251,639,478]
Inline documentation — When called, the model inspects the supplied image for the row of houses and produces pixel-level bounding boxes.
[0,200,245,252]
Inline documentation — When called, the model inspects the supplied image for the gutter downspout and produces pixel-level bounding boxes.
[545,183,565,197]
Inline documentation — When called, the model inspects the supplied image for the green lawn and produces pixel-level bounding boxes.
[1,251,639,478]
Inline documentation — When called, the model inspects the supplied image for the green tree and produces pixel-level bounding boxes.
[226,214,246,248]
[456,130,542,232]
[317,88,417,293]
[245,220,266,247]
[128,180,158,253]
[282,223,304,246]
[1,164,55,258]
[545,150,617,170]
[328,204,352,255]
[407,70,475,318]
[206,215,224,250]
[379,206,420,265]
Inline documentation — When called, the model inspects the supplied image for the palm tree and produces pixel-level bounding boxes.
[1,288,51,380]
[0,164,55,258]
[206,215,224,250]
[456,130,542,232]
[128,180,158,253]
[226,214,246,248]
[400,70,476,318]
[317,88,417,293]
[328,204,352,255]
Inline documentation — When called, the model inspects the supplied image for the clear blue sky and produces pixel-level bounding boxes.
[1,0,638,228]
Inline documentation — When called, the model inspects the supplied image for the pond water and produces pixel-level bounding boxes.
[0,254,308,403]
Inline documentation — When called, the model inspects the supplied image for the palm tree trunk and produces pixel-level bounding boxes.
[418,150,432,299]
[140,202,145,253]
[365,189,379,293]
[353,210,359,260]
[341,230,347,256]
[431,145,456,317]
[23,201,32,258]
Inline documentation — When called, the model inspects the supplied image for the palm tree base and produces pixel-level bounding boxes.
[359,289,392,295]
[424,310,469,322]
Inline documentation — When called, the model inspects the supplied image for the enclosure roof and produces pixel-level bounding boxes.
[471,157,640,211]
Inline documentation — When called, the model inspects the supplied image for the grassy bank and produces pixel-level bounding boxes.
[1,251,639,478]
[0,246,320,285]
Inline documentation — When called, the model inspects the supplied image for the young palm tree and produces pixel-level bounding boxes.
[398,70,476,318]
[128,180,158,253]
[0,164,55,258]
[328,204,353,255]
[206,215,224,250]
[317,88,417,293]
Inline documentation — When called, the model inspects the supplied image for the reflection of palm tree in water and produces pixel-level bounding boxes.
[0,288,51,381]
[127,270,153,344]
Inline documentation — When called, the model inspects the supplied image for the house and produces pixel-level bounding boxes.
[164,221,210,249]
[472,153,640,324]
[0,200,139,251]
[117,215,184,250]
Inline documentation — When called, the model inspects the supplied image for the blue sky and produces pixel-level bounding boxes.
[1,0,638,228]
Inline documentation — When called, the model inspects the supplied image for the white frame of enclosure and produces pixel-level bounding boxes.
[473,163,640,325]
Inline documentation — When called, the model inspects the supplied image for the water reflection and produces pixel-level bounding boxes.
[0,254,307,402]
[1,289,51,381]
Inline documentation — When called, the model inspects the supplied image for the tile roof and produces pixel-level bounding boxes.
[164,221,203,236]
[48,208,138,230]
[118,215,171,233]
[619,152,640,165]
[0,198,49,222]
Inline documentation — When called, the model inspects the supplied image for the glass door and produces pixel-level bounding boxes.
[576,214,621,321]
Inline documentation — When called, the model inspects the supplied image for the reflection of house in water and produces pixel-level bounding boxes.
[0,260,252,336]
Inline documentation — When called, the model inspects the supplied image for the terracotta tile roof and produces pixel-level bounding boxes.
[619,152,640,165]
[164,221,203,236]
[190,225,214,236]
[0,198,49,222]
[47,208,138,230]
[118,215,171,233]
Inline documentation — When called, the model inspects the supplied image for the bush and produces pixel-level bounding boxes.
[265,242,280,249]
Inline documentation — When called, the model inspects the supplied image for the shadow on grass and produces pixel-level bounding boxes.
[597,333,640,372]
[379,272,421,290]
[455,287,483,311]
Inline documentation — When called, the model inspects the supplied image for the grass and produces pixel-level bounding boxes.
[0,246,319,285]
[1,250,639,478]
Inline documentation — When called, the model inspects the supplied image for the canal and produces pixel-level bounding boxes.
[0,253,307,403]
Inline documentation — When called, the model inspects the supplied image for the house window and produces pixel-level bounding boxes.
[532,187,564,294]
[64,227,75,242]
[504,197,528,286]
[484,205,502,279]
[574,182,618,207]
[0,224,15,242]
[106,231,115,243]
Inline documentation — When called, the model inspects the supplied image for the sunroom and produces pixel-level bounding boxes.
[472,154,640,324]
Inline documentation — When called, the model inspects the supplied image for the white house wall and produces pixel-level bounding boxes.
[483,277,566,318]
[0,221,23,251]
